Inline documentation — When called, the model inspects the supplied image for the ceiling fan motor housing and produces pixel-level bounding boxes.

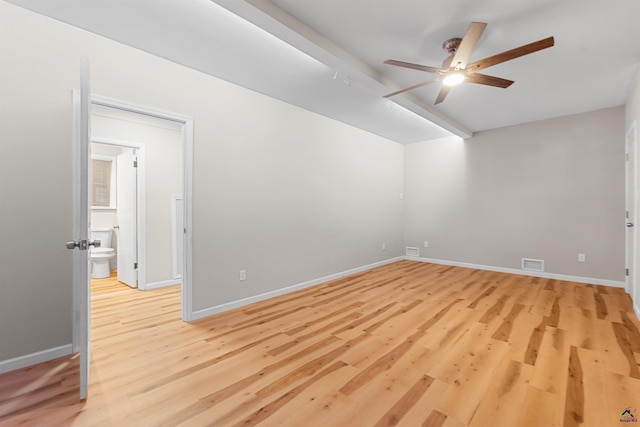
[442,38,462,55]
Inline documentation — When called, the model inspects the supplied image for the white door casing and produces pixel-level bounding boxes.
[116,149,138,288]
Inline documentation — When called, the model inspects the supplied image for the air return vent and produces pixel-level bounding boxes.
[406,247,420,257]
[521,258,544,272]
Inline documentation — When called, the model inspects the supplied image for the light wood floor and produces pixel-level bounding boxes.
[2,260,640,426]
[90,271,135,297]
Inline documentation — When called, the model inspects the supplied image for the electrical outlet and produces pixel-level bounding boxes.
[578,253,585,262]
[424,241,429,248]
[239,270,246,281]
[382,243,386,251]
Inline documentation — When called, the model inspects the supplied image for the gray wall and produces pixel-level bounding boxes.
[0,2,404,361]
[1,6,75,361]
[404,107,625,281]
[627,72,640,132]
[194,109,405,310]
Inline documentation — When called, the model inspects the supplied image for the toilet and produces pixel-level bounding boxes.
[90,228,115,279]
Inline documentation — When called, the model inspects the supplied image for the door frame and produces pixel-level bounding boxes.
[171,194,184,281]
[92,95,194,320]
[627,119,638,313]
[91,137,146,289]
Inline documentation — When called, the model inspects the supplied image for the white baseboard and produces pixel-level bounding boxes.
[0,344,73,375]
[191,257,404,321]
[189,255,626,321]
[407,256,625,288]
[634,302,640,321]
[145,279,181,290]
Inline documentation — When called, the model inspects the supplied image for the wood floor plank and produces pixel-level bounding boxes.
[600,369,640,425]
[394,379,451,427]
[468,358,533,427]
[612,322,640,379]
[431,328,511,424]
[563,346,585,427]
[246,375,358,427]
[417,306,480,351]
[372,374,435,427]
[559,306,596,350]
[232,361,350,427]
[572,346,624,427]
[620,311,640,352]
[256,333,370,399]
[339,336,418,396]
[516,385,563,427]
[2,261,640,426]
[333,344,433,427]
[530,327,570,394]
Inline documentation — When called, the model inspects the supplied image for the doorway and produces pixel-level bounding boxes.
[90,139,143,290]
[89,99,193,306]
[72,90,194,399]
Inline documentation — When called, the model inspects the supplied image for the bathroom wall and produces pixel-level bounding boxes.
[92,106,184,286]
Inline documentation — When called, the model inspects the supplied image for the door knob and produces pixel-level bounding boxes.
[65,239,101,250]
[628,222,635,228]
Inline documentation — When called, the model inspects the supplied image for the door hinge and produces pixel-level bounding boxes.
[626,153,630,161]
[134,262,138,269]
[133,159,138,168]
[627,211,630,219]
[626,268,629,276]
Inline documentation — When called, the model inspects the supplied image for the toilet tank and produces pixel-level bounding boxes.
[90,228,113,248]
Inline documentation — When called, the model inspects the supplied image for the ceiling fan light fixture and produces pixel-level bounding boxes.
[443,72,465,86]
[383,22,554,104]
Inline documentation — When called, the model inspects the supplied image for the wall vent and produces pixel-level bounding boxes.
[406,247,420,257]
[521,258,544,272]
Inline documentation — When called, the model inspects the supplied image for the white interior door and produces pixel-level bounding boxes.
[116,150,138,287]
[71,58,91,400]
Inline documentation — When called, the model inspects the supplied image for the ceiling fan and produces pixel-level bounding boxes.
[383,22,554,104]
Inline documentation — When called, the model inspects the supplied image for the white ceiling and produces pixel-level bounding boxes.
[6,0,640,143]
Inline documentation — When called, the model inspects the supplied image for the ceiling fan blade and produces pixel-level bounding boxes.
[435,85,451,105]
[451,22,487,69]
[466,36,555,72]
[465,73,514,88]
[384,59,444,74]
[442,53,454,69]
[384,78,440,98]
